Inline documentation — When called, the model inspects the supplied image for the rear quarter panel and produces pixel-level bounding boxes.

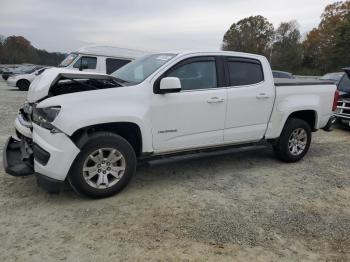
[265,84,336,139]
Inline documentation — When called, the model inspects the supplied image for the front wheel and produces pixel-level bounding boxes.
[68,132,137,198]
[273,118,312,163]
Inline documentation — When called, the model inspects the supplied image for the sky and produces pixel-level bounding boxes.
[0,0,336,53]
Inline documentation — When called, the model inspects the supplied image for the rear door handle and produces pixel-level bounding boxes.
[207,97,225,104]
[256,93,270,99]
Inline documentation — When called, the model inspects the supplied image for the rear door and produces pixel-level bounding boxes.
[224,57,274,143]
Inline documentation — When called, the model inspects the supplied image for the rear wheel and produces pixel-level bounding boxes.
[273,118,312,163]
[68,132,136,198]
[17,80,30,91]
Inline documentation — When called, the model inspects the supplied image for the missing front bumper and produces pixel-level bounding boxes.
[3,136,34,176]
[3,136,62,193]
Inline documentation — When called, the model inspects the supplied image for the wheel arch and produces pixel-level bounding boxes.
[266,108,319,140]
[70,122,143,156]
[287,110,318,131]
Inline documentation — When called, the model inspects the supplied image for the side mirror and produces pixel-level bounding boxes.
[159,77,181,93]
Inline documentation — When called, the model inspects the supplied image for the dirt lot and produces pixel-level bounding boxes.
[0,79,349,261]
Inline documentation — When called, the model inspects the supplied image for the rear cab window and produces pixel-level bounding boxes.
[226,57,264,87]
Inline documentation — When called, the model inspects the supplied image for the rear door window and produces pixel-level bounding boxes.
[227,58,264,86]
[106,58,131,74]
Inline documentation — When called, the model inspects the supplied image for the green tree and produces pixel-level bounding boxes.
[271,21,303,73]
[36,49,66,66]
[0,35,65,66]
[1,36,39,64]
[0,35,3,64]
[333,11,350,69]
[222,15,274,57]
[302,1,350,74]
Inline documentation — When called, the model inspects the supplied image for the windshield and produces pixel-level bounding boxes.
[338,73,350,93]
[111,53,176,85]
[13,65,38,74]
[320,73,344,81]
[58,53,78,67]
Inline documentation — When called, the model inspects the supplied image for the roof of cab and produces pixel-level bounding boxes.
[76,45,150,59]
[169,50,267,60]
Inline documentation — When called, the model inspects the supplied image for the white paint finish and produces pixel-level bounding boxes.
[76,45,149,60]
[224,57,275,142]
[151,88,227,152]
[14,117,32,139]
[265,84,336,139]
[32,123,80,181]
[38,82,154,154]
[6,68,47,87]
[27,68,107,102]
[13,50,337,182]
[159,77,181,91]
[58,46,148,74]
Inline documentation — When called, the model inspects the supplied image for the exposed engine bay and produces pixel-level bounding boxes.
[48,77,123,97]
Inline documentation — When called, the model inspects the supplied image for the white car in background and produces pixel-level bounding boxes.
[57,45,149,74]
[7,67,48,91]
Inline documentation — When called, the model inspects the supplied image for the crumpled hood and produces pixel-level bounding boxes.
[27,68,109,102]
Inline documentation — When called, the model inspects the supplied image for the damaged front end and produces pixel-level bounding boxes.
[3,136,34,177]
[4,99,36,177]
[3,68,117,193]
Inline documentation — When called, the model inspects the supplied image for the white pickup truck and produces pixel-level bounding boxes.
[3,51,337,198]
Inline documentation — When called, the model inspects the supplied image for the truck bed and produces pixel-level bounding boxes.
[274,78,334,86]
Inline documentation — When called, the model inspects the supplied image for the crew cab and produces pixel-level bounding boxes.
[3,51,337,198]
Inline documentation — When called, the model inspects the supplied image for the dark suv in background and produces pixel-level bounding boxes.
[272,70,295,79]
[334,68,350,127]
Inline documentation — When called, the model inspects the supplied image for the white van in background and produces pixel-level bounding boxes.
[57,45,149,74]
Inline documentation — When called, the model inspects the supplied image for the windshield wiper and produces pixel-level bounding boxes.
[111,77,130,84]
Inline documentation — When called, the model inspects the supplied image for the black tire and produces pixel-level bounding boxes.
[273,118,312,163]
[17,79,30,91]
[68,132,137,198]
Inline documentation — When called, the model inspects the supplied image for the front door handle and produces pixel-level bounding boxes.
[256,93,270,99]
[207,97,225,104]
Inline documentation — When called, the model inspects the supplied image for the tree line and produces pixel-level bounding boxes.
[1,1,349,74]
[0,35,66,66]
[222,1,350,75]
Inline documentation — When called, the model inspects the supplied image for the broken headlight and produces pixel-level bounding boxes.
[32,106,61,130]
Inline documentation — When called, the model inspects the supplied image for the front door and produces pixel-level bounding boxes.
[151,57,227,152]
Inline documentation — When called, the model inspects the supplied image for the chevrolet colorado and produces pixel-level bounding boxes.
[3,51,337,198]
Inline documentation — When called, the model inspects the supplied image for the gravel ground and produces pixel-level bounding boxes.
[0,78,350,261]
